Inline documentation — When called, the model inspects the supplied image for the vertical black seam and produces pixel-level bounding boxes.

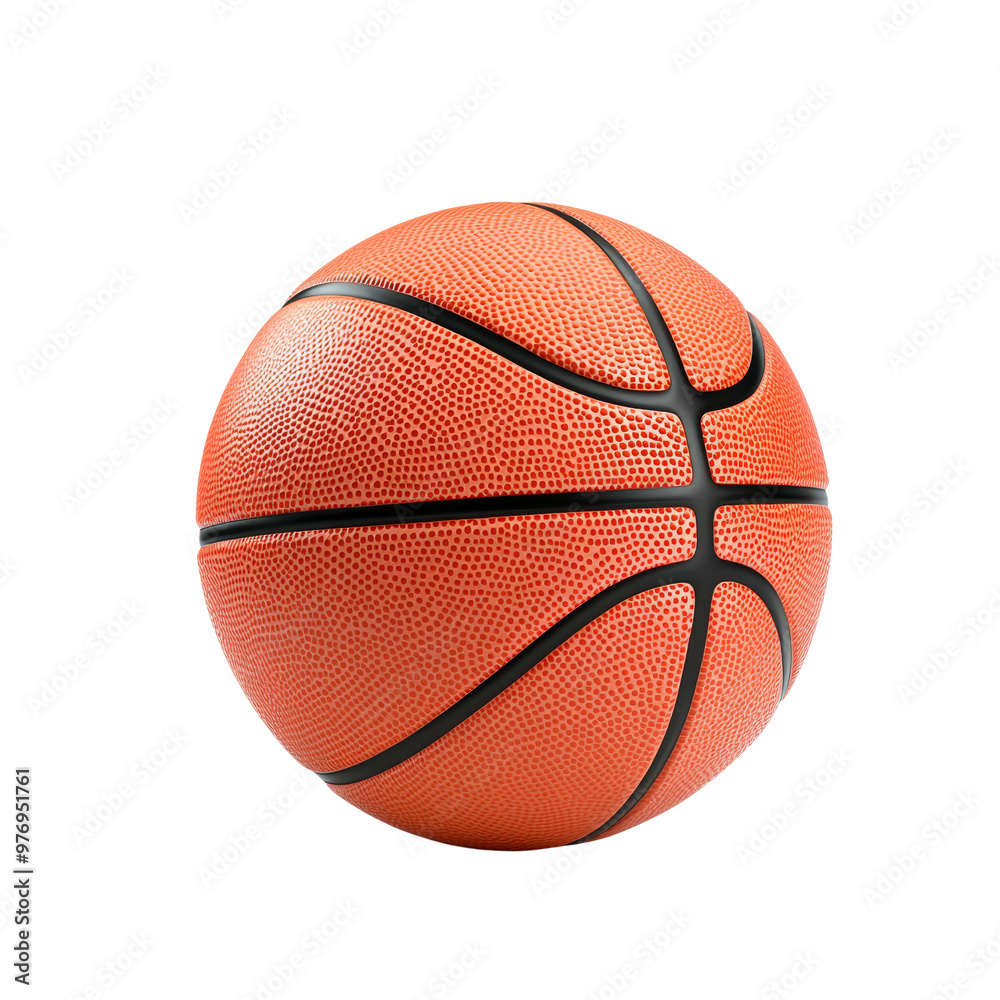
[276,208,815,844]
[527,204,789,842]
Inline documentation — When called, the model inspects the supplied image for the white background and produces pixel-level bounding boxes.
[4,0,1000,997]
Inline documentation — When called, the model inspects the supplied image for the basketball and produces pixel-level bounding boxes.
[197,202,831,850]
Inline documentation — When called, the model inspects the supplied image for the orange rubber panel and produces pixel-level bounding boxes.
[197,296,691,526]
[293,202,672,391]
[542,204,753,392]
[332,584,694,850]
[715,504,833,690]
[594,581,783,839]
[701,320,828,487]
[197,509,697,774]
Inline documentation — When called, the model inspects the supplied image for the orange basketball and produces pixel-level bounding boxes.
[197,203,831,850]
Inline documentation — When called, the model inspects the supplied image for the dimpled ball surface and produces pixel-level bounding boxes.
[197,202,831,850]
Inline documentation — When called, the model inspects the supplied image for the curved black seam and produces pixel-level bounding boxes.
[528,205,789,842]
[278,209,819,843]
[526,204,690,387]
[285,280,766,420]
[317,562,702,785]
[721,561,793,694]
[571,564,790,843]
[285,281,678,412]
[526,205,765,415]
[571,577,715,842]
[198,485,829,546]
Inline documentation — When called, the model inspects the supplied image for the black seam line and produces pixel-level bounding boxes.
[525,205,764,414]
[317,560,789,790]
[318,561,703,785]
[529,204,785,843]
[198,485,829,546]
[573,583,713,843]
[283,280,765,417]
[571,563,790,843]
[289,207,814,844]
